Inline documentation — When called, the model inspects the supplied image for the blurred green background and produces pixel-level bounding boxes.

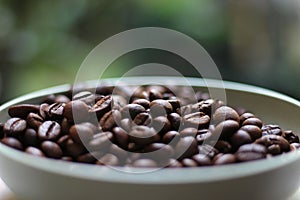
[0,0,300,102]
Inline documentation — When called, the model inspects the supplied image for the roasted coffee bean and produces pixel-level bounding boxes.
[65,138,86,158]
[87,132,113,151]
[240,125,262,140]
[195,99,222,116]
[182,158,198,167]
[69,123,95,144]
[192,154,212,166]
[38,121,61,141]
[230,130,252,148]
[196,129,213,144]
[261,124,282,136]
[183,112,210,130]
[213,120,240,139]
[214,154,236,165]
[143,143,174,162]
[168,112,181,130]
[90,96,113,119]
[151,116,171,134]
[8,104,39,119]
[149,99,173,116]
[214,140,232,153]
[1,137,23,150]
[112,127,129,149]
[23,128,39,147]
[99,110,121,131]
[242,118,263,128]
[255,135,290,154]
[64,100,90,123]
[119,118,132,132]
[236,143,267,162]
[41,141,63,158]
[97,153,120,166]
[239,112,255,124]
[133,112,152,126]
[54,95,70,103]
[77,151,104,164]
[131,87,149,101]
[132,99,150,109]
[25,146,45,157]
[47,103,65,119]
[61,118,72,135]
[283,130,299,143]
[95,85,114,95]
[57,134,70,148]
[167,158,183,168]
[132,159,157,168]
[112,95,127,110]
[26,113,44,129]
[166,99,181,111]
[162,131,180,144]
[4,118,27,137]
[129,126,159,146]
[198,144,219,158]
[213,106,239,125]
[39,103,49,119]
[121,104,145,119]
[175,136,198,160]
[180,127,198,137]
[43,94,56,104]
[73,91,96,105]
[148,89,163,101]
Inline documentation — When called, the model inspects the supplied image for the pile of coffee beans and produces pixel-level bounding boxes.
[1,85,299,168]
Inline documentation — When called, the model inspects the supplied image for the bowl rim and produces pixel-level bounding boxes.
[1,76,300,184]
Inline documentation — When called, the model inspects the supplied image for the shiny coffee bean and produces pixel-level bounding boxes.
[261,124,282,136]
[41,141,63,158]
[214,154,236,165]
[121,104,146,119]
[99,110,121,131]
[69,123,95,144]
[180,127,198,137]
[282,130,299,143]
[73,91,96,105]
[148,89,163,101]
[196,129,213,144]
[133,112,152,126]
[213,106,239,125]
[240,125,262,140]
[143,143,174,162]
[162,131,180,144]
[112,127,129,149]
[198,144,219,158]
[47,103,65,119]
[132,99,150,109]
[65,138,86,158]
[97,153,120,166]
[239,112,255,124]
[38,121,61,141]
[182,158,198,167]
[1,137,23,150]
[213,120,240,139]
[230,130,252,148]
[119,118,132,132]
[183,112,210,129]
[77,151,103,164]
[23,128,39,147]
[175,136,198,160]
[149,99,173,116]
[236,143,267,162]
[151,116,171,134]
[214,140,232,153]
[167,158,183,168]
[90,96,113,119]
[242,118,263,128]
[64,100,90,123]
[4,117,27,137]
[26,113,44,129]
[255,135,290,154]
[39,103,49,119]
[25,146,45,157]
[87,132,113,151]
[8,104,39,119]
[129,126,159,146]
[168,112,181,130]
[192,154,212,166]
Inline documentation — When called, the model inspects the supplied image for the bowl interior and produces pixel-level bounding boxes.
[0,76,300,184]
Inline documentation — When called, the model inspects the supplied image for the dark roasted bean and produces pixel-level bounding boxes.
[1,137,23,150]
[89,96,113,119]
[168,112,181,130]
[77,151,103,164]
[112,127,129,149]
[54,95,70,103]
[236,143,267,162]
[73,91,96,105]
[182,158,198,167]
[129,126,159,146]
[196,129,213,144]
[69,123,95,144]
[149,99,173,116]
[99,110,121,131]
[192,154,212,166]
[183,112,210,129]
[214,140,232,153]
[38,121,61,141]
[64,100,90,123]
[4,118,27,137]
[121,104,145,119]
[47,103,65,119]
[175,136,198,160]
[255,135,290,154]
[180,127,198,138]
[242,118,263,128]
[41,141,63,158]
[87,132,113,151]
[230,130,252,148]
[162,131,180,144]
[133,112,152,126]
[213,120,240,139]
[97,153,120,166]
[65,138,86,158]
[198,144,219,158]
[283,130,299,143]
[151,116,171,134]
[132,99,150,109]
[261,124,282,136]
[239,112,255,124]
[241,125,262,140]
[26,113,44,129]
[143,143,174,162]
[213,106,239,125]
[8,104,39,119]
[167,158,183,168]
[25,146,45,157]
[23,128,39,147]
[214,154,236,165]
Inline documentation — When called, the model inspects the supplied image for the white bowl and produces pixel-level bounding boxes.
[0,77,300,200]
